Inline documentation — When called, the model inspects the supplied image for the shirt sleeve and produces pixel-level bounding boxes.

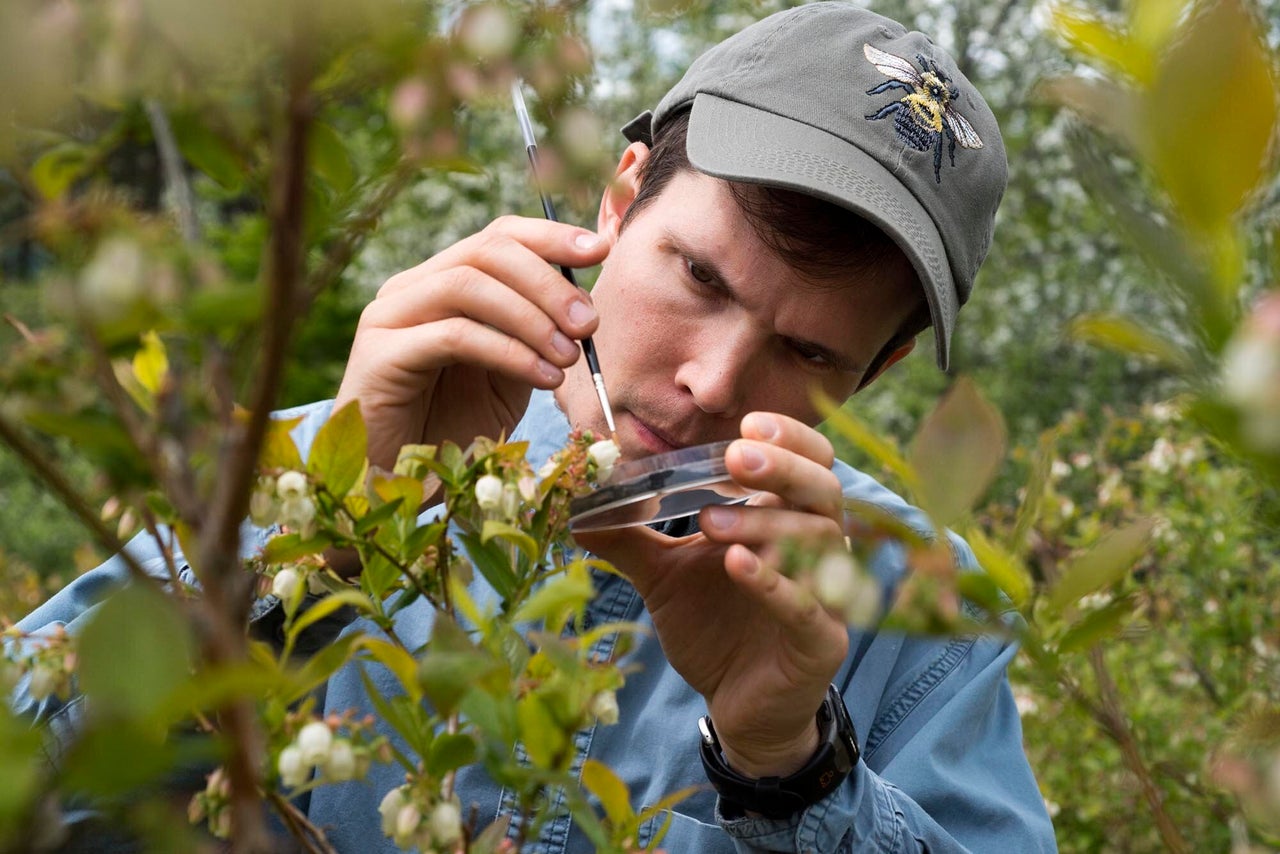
[715,628,1056,852]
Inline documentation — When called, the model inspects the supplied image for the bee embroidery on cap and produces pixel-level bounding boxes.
[863,43,983,183]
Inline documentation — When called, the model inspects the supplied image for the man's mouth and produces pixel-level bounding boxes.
[625,413,686,456]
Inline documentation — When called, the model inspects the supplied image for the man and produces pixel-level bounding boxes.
[17,3,1056,851]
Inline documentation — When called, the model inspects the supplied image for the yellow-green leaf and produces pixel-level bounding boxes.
[1069,313,1194,371]
[261,416,305,472]
[909,378,1007,529]
[372,473,423,520]
[284,590,374,656]
[1144,0,1278,236]
[1052,4,1153,83]
[309,122,356,194]
[581,758,634,827]
[132,331,168,397]
[816,393,920,498]
[512,566,595,627]
[308,400,368,497]
[481,519,540,563]
[1046,518,1155,613]
[30,142,89,200]
[966,527,1031,607]
[516,694,566,769]
[1037,76,1143,151]
[356,636,422,701]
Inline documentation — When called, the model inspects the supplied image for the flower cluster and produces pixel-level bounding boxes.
[1221,290,1280,453]
[3,625,76,703]
[187,767,233,839]
[249,470,317,536]
[275,713,384,790]
[378,785,464,852]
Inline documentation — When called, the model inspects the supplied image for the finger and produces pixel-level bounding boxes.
[725,440,844,522]
[378,317,566,389]
[380,217,607,336]
[360,267,584,370]
[723,544,849,662]
[699,503,843,548]
[740,412,835,468]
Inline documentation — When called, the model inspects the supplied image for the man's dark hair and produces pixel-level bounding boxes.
[620,109,932,386]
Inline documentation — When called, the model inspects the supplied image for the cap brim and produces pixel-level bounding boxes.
[683,93,957,370]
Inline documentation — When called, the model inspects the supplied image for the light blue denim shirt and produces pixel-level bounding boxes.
[15,390,1056,852]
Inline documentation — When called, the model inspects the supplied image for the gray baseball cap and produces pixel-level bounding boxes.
[621,2,1007,370]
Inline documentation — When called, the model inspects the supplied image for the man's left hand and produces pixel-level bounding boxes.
[575,412,851,779]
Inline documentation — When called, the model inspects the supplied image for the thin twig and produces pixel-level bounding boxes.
[0,411,153,585]
[143,99,201,244]
[266,790,340,854]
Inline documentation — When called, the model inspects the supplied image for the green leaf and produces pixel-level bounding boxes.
[78,583,194,721]
[168,113,243,190]
[262,532,331,564]
[1056,593,1141,654]
[909,378,1007,529]
[60,720,217,798]
[459,532,517,602]
[481,519,540,563]
[1038,76,1142,150]
[581,759,634,827]
[1046,518,1155,613]
[512,566,595,628]
[309,122,357,194]
[30,142,90,200]
[355,636,422,702]
[261,416,305,472]
[0,710,43,829]
[284,590,373,656]
[353,497,404,535]
[419,650,499,717]
[160,660,281,720]
[308,400,368,497]
[427,732,477,778]
[1144,0,1278,237]
[1012,430,1059,559]
[1069,314,1194,372]
[965,528,1031,607]
[516,693,566,769]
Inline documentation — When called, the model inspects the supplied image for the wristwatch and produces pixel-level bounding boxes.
[697,684,859,819]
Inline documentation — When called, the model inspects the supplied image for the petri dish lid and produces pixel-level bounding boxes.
[568,440,756,533]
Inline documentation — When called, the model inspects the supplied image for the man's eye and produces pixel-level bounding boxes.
[792,343,834,368]
[686,260,715,284]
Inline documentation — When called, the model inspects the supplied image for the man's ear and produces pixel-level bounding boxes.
[597,141,650,243]
[857,338,916,390]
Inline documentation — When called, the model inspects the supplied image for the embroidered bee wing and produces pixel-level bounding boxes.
[863,43,922,85]
[943,107,984,149]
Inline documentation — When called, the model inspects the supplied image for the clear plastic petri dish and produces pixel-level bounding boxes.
[568,440,757,533]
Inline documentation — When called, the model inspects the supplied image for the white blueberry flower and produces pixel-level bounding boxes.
[271,567,302,602]
[588,439,621,481]
[379,787,409,836]
[27,662,60,702]
[537,459,559,481]
[296,720,333,766]
[589,690,620,726]
[394,802,423,849]
[458,3,517,59]
[277,745,309,788]
[501,482,521,519]
[79,236,145,323]
[324,739,358,782]
[279,495,317,534]
[249,484,278,528]
[210,807,232,839]
[812,551,881,628]
[517,475,537,502]
[1221,292,1280,451]
[429,799,463,847]
[276,470,309,500]
[205,766,231,799]
[475,474,503,511]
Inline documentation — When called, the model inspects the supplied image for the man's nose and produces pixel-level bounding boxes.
[673,326,758,417]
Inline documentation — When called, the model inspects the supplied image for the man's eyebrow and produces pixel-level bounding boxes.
[662,229,864,376]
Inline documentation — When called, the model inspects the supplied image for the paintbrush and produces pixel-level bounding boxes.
[511,80,619,447]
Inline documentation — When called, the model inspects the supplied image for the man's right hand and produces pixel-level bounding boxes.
[335,216,607,471]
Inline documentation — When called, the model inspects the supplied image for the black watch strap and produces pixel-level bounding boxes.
[697,684,859,819]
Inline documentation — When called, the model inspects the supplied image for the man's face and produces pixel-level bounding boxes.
[556,170,918,459]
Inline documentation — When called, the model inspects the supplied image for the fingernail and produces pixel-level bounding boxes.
[706,505,735,530]
[575,232,601,249]
[551,330,578,359]
[568,299,597,326]
[538,359,564,383]
[749,413,778,440]
[740,445,766,472]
